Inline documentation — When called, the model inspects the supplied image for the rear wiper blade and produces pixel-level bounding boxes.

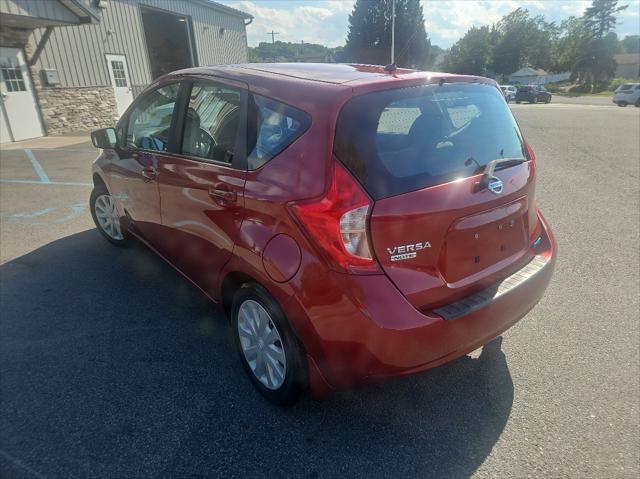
[474,158,526,192]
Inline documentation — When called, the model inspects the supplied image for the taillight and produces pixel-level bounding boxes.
[290,161,380,274]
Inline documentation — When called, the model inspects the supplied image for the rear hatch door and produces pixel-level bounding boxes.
[334,81,540,310]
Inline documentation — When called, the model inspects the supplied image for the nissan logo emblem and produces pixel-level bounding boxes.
[488,176,504,194]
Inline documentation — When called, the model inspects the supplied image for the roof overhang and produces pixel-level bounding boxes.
[191,0,253,20]
[0,0,99,29]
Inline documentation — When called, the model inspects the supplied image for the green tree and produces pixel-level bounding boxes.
[620,34,640,53]
[584,0,628,37]
[248,41,340,63]
[345,0,431,68]
[577,0,628,87]
[442,26,495,75]
[491,8,557,75]
[551,16,590,75]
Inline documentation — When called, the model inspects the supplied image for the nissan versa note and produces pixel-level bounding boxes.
[90,63,556,404]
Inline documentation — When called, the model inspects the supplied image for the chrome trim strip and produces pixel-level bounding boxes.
[434,255,550,321]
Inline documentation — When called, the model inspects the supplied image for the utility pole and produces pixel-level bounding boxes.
[268,30,280,45]
[390,0,396,65]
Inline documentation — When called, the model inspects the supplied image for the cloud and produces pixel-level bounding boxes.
[421,0,557,45]
[228,0,349,47]
[324,0,355,14]
[222,0,640,50]
[558,0,590,16]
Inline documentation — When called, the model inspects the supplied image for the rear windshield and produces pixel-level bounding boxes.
[334,83,526,199]
[619,84,634,90]
[517,86,533,92]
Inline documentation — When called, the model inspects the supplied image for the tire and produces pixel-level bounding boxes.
[617,102,627,107]
[546,96,551,103]
[516,101,521,104]
[90,186,128,246]
[530,97,536,104]
[635,99,640,107]
[231,283,308,405]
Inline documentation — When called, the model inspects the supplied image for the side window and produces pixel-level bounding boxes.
[181,82,242,163]
[247,94,310,169]
[126,84,179,152]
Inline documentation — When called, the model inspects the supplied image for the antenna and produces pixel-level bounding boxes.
[391,0,395,65]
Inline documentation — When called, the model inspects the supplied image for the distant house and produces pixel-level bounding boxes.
[509,66,570,85]
[614,53,640,79]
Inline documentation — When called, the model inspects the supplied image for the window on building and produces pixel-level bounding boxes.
[126,84,179,151]
[0,58,26,92]
[111,61,128,87]
[181,83,241,164]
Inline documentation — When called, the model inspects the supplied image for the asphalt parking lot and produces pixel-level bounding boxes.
[1,101,639,478]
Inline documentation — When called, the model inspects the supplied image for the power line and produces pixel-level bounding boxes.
[267,30,280,45]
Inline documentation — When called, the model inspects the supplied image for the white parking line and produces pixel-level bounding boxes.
[24,149,50,184]
[0,179,92,187]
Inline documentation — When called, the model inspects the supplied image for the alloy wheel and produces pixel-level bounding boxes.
[237,299,287,390]
[94,194,123,241]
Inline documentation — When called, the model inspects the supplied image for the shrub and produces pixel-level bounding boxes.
[568,83,592,93]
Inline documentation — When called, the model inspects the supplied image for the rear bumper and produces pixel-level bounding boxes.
[293,210,556,393]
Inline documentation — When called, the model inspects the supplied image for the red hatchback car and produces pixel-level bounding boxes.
[90,63,556,404]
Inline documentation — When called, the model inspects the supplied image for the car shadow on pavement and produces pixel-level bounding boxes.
[0,230,513,479]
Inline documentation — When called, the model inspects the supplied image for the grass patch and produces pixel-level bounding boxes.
[555,91,613,97]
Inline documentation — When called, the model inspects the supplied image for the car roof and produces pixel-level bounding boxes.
[165,63,496,113]
[170,63,491,87]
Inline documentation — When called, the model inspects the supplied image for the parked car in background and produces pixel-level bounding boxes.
[90,64,556,405]
[613,83,640,107]
[515,85,552,104]
[500,85,517,102]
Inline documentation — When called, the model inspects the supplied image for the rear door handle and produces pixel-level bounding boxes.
[208,187,237,203]
[141,166,157,182]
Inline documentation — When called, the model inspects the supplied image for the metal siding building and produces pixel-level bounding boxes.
[0,0,81,25]
[0,0,251,141]
[30,0,249,90]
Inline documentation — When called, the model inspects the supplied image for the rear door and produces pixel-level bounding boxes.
[334,82,540,310]
[156,77,247,296]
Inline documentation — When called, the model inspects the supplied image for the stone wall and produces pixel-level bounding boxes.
[24,38,118,135]
[35,85,118,135]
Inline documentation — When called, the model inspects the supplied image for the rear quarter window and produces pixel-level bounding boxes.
[334,83,526,200]
[247,94,311,170]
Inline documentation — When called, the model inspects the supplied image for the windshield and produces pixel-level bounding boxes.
[334,82,526,199]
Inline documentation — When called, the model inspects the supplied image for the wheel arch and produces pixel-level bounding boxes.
[221,271,258,318]
[93,172,108,190]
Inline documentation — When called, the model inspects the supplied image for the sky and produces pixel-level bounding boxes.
[219,0,640,48]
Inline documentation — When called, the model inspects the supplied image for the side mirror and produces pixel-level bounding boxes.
[91,128,118,149]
